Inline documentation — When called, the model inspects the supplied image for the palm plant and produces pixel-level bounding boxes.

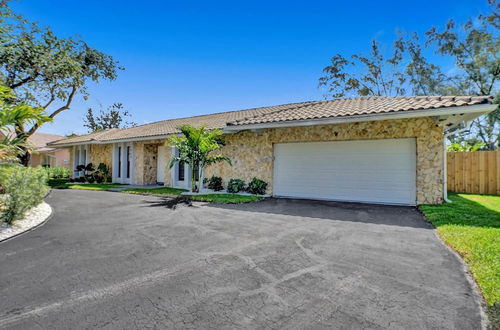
[168,125,231,193]
[0,85,52,163]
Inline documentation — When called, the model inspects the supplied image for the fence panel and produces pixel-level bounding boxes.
[447,151,500,195]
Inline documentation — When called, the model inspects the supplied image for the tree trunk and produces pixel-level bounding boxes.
[19,147,31,166]
[191,162,198,193]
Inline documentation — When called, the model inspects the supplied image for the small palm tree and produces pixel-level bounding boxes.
[0,85,51,163]
[168,125,231,193]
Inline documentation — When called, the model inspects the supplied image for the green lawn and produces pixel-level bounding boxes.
[53,183,123,191]
[190,193,263,203]
[121,187,188,196]
[419,193,500,306]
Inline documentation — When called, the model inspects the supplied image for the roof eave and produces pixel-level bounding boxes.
[223,104,497,132]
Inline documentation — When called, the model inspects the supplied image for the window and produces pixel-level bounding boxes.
[126,146,130,178]
[178,161,185,181]
[118,147,122,178]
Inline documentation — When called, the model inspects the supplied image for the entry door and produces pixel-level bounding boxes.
[273,138,417,205]
[157,146,166,183]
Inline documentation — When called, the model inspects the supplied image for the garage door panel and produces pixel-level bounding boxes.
[273,138,416,205]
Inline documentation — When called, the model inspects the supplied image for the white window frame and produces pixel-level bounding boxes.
[73,145,89,178]
[112,142,135,184]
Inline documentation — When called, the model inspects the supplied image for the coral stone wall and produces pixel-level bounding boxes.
[134,140,167,185]
[89,144,113,177]
[204,117,444,204]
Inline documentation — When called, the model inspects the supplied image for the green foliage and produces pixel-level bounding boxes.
[227,178,245,193]
[121,187,187,196]
[94,163,110,183]
[0,165,47,224]
[447,141,487,152]
[207,176,223,191]
[247,177,268,195]
[190,193,263,204]
[319,1,499,150]
[52,183,122,191]
[0,2,122,163]
[419,193,499,305]
[83,103,136,132]
[0,84,51,162]
[168,125,231,192]
[47,178,70,187]
[43,166,70,179]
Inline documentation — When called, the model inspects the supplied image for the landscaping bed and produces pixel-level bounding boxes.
[419,193,499,324]
[120,187,187,197]
[52,183,124,191]
[0,202,52,242]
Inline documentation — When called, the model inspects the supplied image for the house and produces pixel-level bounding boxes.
[0,131,71,168]
[26,133,71,168]
[48,96,497,205]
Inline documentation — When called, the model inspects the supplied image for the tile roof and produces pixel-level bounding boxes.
[228,96,492,126]
[0,130,66,152]
[49,96,492,146]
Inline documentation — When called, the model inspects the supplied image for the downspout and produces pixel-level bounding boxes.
[443,121,472,203]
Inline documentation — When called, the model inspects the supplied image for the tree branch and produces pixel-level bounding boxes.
[27,86,77,136]
[9,75,36,90]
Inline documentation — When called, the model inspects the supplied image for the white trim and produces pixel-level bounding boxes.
[223,104,497,132]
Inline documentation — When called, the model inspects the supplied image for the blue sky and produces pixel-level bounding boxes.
[12,0,491,135]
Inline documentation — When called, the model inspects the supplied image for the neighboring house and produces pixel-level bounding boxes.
[0,131,71,168]
[27,133,71,168]
[48,96,497,205]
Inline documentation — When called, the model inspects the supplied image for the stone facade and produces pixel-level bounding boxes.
[134,140,167,185]
[203,117,444,204]
[71,117,444,204]
[89,144,113,177]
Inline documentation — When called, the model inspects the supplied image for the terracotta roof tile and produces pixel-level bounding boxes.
[228,96,492,126]
[49,96,492,146]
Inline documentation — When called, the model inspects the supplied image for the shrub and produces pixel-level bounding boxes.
[48,178,70,187]
[94,163,110,183]
[0,165,48,224]
[44,166,70,179]
[227,178,245,193]
[207,176,223,191]
[247,177,268,195]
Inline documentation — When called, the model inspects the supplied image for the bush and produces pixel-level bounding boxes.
[227,178,245,193]
[207,176,223,191]
[44,166,71,179]
[247,177,267,195]
[48,178,70,187]
[0,166,48,224]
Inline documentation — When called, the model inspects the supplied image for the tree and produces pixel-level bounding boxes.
[0,85,51,162]
[0,0,122,164]
[319,1,499,149]
[83,103,137,132]
[167,125,231,193]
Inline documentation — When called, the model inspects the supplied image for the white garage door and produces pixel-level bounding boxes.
[273,138,416,205]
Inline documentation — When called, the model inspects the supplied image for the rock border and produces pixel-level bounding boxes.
[0,202,53,243]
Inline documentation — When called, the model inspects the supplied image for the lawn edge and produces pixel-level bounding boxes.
[418,206,491,329]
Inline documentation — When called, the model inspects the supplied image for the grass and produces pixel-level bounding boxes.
[121,187,188,196]
[53,183,123,191]
[419,193,500,306]
[190,193,263,203]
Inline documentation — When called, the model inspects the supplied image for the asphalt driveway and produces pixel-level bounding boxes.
[0,190,483,329]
